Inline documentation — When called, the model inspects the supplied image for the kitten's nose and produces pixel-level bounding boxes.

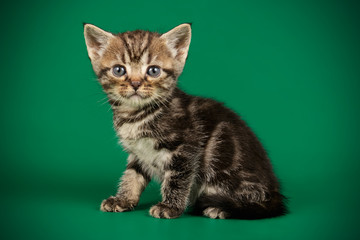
[131,81,141,91]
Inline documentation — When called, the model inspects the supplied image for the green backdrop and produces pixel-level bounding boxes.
[1,0,359,239]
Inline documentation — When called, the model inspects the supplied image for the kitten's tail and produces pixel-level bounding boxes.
[192,192,288,219]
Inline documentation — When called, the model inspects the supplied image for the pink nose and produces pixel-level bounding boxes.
[131,81,141,91]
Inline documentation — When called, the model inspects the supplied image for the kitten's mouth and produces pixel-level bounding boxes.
[129,92,144,99]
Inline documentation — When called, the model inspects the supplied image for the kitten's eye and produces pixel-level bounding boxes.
[147,66,161,77]
[113,65,126,77]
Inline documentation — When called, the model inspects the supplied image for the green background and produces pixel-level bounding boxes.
[1,0,359,239]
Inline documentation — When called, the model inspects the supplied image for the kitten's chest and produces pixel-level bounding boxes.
[114,110,172,177]
[121,137,172,178]
[116,121,149,140]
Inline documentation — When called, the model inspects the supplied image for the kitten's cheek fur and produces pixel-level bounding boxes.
[149,203,183,219]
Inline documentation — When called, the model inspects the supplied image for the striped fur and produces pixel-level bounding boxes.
[84,23,287,219]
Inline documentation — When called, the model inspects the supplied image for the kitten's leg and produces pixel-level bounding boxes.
[149,150,197,219]
[101,154,150,212]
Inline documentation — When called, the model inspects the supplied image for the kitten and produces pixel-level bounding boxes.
[84,23,287,219]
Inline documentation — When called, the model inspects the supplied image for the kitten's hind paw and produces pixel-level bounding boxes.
[203,207,228,219]
[100,196,137,212]
[149,203,183,219]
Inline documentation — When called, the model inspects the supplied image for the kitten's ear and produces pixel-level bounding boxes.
[84,24,114,62]
[161,23,192,64]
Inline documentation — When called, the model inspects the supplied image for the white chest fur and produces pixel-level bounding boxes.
[115,109,171,178]
[117,121,145,140]
[116,108,161,140]
[121,137,172,178]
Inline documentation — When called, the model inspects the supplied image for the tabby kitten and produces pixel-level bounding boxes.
[84,23,287,219]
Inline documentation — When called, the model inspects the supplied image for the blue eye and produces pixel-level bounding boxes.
[147,66,161,77]
[113,65,126,77]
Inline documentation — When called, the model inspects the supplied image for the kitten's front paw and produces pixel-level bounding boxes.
[149,202,183,219]
[100,196,137,212]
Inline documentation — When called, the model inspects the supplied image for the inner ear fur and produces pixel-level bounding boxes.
[161,23,192,63]
[84,24,114,62]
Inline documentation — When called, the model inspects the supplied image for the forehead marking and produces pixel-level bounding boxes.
[118,31,155,64]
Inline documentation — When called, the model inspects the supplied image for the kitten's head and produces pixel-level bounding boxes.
[84,23,191,108]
